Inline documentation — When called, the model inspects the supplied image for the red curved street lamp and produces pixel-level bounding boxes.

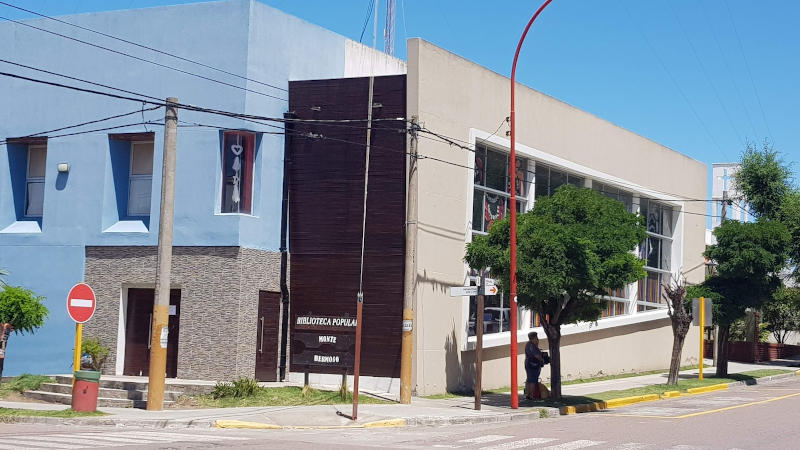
[508,0,554,409]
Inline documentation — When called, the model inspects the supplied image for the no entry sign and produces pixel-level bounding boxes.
[67,283,96,323]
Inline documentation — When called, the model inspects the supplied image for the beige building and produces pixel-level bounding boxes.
[406,39,706,395]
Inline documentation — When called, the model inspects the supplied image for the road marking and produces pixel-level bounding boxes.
[0,435,84,449]
[460,435,513,444]
[480,437,557,450]
[673,391,800,419]
[606,444,652,450]
[125,431,249,441]
[537,440,604,450]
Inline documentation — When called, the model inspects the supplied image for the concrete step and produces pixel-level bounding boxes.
[37,383,183,401]
[23,390,175,408]
[53,375,214,395]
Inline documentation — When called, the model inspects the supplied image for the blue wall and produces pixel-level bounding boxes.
[0,0,352,376]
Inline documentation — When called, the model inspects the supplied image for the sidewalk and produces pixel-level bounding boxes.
[2,357,798,429]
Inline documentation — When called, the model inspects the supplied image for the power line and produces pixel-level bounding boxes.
[622,4,727,158]
[722,0,774,144]
[0,1,288,94]
[0,14,288,102]
[5,106,161,139]
[0,121,161,145]
[358,0,375,43]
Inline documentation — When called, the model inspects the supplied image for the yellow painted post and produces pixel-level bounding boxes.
[73,323,83,386]
[699,297,705,381]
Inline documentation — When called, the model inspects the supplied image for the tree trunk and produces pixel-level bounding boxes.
[542,322,562,401]
[716,324,731,377]
[667,333,686,385]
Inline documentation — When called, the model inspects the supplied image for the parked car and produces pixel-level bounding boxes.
[468,307,510,335]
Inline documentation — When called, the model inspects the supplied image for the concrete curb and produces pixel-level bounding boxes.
[560,370,800,415]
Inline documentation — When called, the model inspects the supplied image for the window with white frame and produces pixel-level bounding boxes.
[128,141,154,216]
[472,144,529,234]
[592,182,633,212]
[25,144,46,217]
[468,144,529,336]
[221,131,256,214]
[637,197,676,311]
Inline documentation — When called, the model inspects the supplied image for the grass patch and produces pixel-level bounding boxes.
[561,364,710,386]
[0,408,107,418]
[0,374,54,399]
[423,388,508,400]
[191,386,393,408]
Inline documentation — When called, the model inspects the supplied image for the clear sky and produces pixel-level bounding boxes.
[3,0,799,183]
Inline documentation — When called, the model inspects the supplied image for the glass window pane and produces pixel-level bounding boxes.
[474,146,487,186]
[646,237,660,268]
[647,202,662,234]
[472,189,484,232]
[131,143,154,175]
[592,182,603,193]
[567,174,584,188]
[221,132,252,214]
[660,239,671,270]
[639,197,648,219]
[550,169,566,193]
[25,181,44,216]
[619,191,633,212]
[535,166,549,198]
[638,271,661,303]
[484,193,506,230]
[128,177,152,216]
[27,145,46,178]
[512,157,528,197]
[486,149,506,191]
[662,206,674,237]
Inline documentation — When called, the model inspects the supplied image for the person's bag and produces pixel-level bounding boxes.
[542,351,550,365]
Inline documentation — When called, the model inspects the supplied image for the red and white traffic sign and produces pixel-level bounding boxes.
[67,283,96,323]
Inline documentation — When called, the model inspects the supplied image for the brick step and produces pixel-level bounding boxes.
[53,376,213,395]
[37,383,182,401]
[21,390,173,408]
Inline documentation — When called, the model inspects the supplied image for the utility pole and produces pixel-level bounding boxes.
[400,116,419,404]
[474,271,485,411]
[712,190,729,368]
[147,97,178,411]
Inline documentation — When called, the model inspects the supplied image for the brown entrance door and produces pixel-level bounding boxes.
[124,288,181,377]
[255,291,280,381]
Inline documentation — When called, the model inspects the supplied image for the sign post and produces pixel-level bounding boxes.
[66,283,97,385]
[699,296,705,380]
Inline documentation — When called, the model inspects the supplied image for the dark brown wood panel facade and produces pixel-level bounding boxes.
[288,75,406,378]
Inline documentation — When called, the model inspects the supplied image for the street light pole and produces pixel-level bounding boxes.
[509,0,553,409]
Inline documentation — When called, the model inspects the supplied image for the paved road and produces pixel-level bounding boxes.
[2,377,799,449]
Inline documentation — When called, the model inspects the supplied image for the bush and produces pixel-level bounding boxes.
[81,338,109,371]
[212,377,261,399]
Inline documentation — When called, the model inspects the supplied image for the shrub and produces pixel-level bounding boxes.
[212,377,261,399]
[81,338,109,371]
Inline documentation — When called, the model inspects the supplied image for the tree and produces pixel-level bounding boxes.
[0,285,49,378]
[465,186,646,400]
[762,286,800,344]
[662,276,692,385]
[702,220,790,376]
[735,142,791,221]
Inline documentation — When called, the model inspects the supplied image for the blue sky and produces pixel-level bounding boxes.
[3,0,799,182]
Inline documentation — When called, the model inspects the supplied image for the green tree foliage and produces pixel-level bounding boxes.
[777,190,800,280]
[762,287,800,344]
[81,338,110,371]
[735,142,791,220]
[0,285,48,334]
[702,220,790,376]
[465,186,646,400]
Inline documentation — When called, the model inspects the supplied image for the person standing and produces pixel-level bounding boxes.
[524,331,544,400]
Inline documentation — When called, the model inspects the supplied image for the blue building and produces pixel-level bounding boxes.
[0,0,404,380]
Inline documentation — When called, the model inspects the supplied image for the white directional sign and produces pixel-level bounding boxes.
[449,285,498,297]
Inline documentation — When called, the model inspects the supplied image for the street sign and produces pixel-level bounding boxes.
[67,283,96,324]
[449,284,498,297]
[692,298,712,326]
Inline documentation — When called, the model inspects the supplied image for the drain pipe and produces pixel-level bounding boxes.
[278,112,296,381]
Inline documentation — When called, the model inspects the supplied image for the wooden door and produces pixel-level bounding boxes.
[255,291,280,381]
[124,288,181,378]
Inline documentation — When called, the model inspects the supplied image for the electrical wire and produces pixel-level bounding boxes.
[0,121,161,145]
[358,0,375,43]
[0,1,288,93]
[0,15,288,102]
[4,105,160,139]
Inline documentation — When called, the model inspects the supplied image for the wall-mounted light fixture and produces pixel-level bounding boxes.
[57,162,70,173]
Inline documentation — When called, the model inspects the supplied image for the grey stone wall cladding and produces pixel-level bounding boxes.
[83,246,282,381]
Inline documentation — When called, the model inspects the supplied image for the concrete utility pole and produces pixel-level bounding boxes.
[474,270,485,411]
[147,97,178,411]
[400,116,419,404]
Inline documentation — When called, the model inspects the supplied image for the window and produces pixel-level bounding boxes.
[534,163,584,198]
[25,144,46,217]
[637,198,676,310]
[128,141,153,216]
[592,182,633,212]
[472,144,529,234]
[466,272,522,337]
[221,131,255,214]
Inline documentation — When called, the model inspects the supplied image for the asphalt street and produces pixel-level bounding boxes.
[2,377,799,450]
